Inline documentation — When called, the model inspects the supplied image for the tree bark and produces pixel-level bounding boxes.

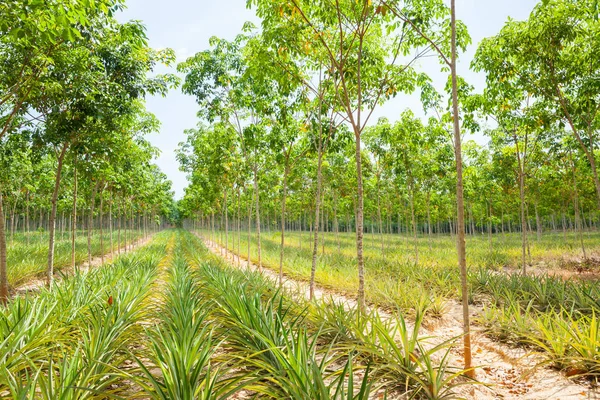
[47,142,69,287]
[253,164,262,269]
[354,125,366,312]
[0,193,8,304]
[71,160,77,268]
[279,163,290,287]
[99,184,105,266]
[310,126,325,300]
[450,0,473,378]
[87,181,99,265]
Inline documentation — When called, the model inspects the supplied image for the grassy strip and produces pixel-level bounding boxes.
[206,228,600,381]
[173,230,471,399]
[0,231,167,398]
[7,230,145,288]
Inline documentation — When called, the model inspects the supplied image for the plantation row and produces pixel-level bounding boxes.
[0,229,485,398]
[0,0,178,304]
[170,0,600,377]
[201,227,600,379]
[6,229,145,288]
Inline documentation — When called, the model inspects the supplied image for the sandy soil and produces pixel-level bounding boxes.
[200,234,599,400]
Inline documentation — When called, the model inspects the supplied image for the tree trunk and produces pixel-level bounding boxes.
[410,186,419,264]
[25,190,29,246]
[99,185,105,266]
[426,191,432,253]
[237,187,241,267]
[71,160,77,268]
[310,139,324,300]
[253,164,262,269]
[518,168,528,274]
[47,142,69,287]
[109,192,113,258]
[247,189,252,268]
[224,189,228,254]
[279,163,290,287]
[0,193,8,304]
[451,0,473,377]
[354,126,366,312]
[88,181,99,265]
[377,177,385,258]
[535,201,542,241]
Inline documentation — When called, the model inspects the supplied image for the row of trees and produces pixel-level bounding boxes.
[177,0,474,372]
[176,0,600,375]
[0,0,178,303]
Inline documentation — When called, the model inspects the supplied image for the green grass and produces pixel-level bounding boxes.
[6,229,145,288]
[204,228,600,380]
[0,230,168,399]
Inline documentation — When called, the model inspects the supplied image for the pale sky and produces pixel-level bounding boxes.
[117,0,538,199]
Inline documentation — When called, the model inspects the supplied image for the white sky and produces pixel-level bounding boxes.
[117,0,538,199]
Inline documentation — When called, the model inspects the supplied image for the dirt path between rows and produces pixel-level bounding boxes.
[199,234,597,400]
[12,234,156,297]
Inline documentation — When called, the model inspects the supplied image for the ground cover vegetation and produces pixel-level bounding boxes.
[3,0,600,397]
[0,0,179,303]
[175,0,600,385]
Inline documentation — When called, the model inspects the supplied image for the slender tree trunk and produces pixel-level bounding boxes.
[47,142,69,287]
[10,198,17,244]
[224,189,228,255]
[25,191,29,246]
[0,193,8,305]
[310,131,324,300]
[426,191,432,253]
[535,201,542,241]
[377,177,384,258]
[99,185,105,266]
[237,187,241,267]
[118,200,122,255]
[247,189,252,268]
[334,192,340,251]
[409,186,419,264]
[253,164,262,269]
[109,192,113,258]
[518,168,528,274]
[71,161,78,268]
[451,0,473,377]
[279,163,290,287]
[354,126,366,312]
[88,181,99,265]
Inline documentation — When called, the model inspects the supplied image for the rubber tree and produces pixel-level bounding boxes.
[474,0,600,211]
[250,0,455,311]
[31,20,176,286]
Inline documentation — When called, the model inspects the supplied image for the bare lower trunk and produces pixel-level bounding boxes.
[71,161,78,268]
[377,183,384,258]
[410,187,419,264]
[253,165,262,269]
[535,201,542,241]
[247,190,252,268]
[451,0,473,377]
[99,185,105,266]
[518,169,528,274]
[237,188,241,267]
[25,191,29,246]
[224,189,228,254]
[310,135,324,300]
[279,165,289,287]
[0,193,8,304]
[109,193,113,258]
[426,192,432,253]
[354,128,366,312]
[47,143,69,287]
[88,182,99,265]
